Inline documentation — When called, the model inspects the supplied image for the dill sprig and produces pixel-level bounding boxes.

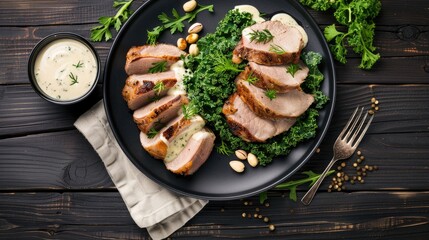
[153,81,166,95]
[148,61,168,73]
[69,72,79,86]
[249,29,274,43]
[72,60,84,68]
[286,63,301,77]
[269,44,286,54]
[182,102,198,120]
[246,72,259,84]
[265,89,277,100]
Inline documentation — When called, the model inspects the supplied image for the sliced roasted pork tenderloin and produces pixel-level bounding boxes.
[133,94,188,134]
[245,61,309,92]
[140,114,205,160]
[122,71,177,110]
[223,93,296,142]
[233,21,304,65]
[125,44,186,75]
[236,73,314,118]
[165,128,215,175]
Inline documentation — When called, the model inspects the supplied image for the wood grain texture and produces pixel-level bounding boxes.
[0,191,428,239]
[1,85,429,191]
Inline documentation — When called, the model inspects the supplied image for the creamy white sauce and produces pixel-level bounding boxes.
[235,5,308,47]
[34,38,98,101]
[163,116,205,163]
[167,60,187,96]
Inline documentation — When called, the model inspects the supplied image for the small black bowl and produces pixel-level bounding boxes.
[28,32,101,105]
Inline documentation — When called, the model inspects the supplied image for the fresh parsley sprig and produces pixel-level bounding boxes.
[90,0,133,42]
[212,51,244,74]
[249,29,274,43]
[299,0,381,69]
[147,127,159,139]
[147,4,214,45]
[246,72,259,84]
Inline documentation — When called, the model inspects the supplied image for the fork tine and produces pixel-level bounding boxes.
[350,111,368,145]
[343,107,364,141]
[352,113,374,148]
[338,107,359,140]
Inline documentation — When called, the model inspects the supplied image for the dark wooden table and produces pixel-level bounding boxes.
[1,0,429,239]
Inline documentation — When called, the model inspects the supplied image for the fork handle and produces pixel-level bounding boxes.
[301,157,336,205]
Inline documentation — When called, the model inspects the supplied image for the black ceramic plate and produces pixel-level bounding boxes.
[104,0,336,200]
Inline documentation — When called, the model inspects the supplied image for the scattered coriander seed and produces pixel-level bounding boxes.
[334,184,339,189]
[337,172,342,178]
[357,176,362,181]
[357,158,362,163]
[353,163,358,168]
[344,175,350,181]
[258,214,263,219]
[244,201,249,206]
[363,172,367,176]
[369,166,374,171]
[242,213,246,218]
[337,166,342,171]
[264,217,270,223]
[328,189,332,192]
[371,104,375,108]
[342,186,346,190]
[360,179,365,184]
[368,109,375,115]
[264,202,270,207]
[254,213,258,218]
[356,166,361,171]
[341,162,346,167]
[360,156,365,160]
[316,148,320,153]
[374,165,379,170]
[371,97,376,103]
[365,165,369,170]
[328,184,333,189]
[357,150,361,156]
[375,106,379,111]
[337,187,342,192]
[247,213,252,218]
[255,207,260,212]
[375,100,379,105]
[269,224,275,231]
[350,180,355,184]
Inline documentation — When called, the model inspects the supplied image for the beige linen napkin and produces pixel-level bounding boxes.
[74,100,208,240]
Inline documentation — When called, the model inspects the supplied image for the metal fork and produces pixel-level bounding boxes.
[301,107,374,205]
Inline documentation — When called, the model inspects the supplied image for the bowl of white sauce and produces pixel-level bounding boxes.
[28,33,100,104]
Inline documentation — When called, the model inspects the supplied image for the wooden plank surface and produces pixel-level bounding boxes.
[1,0,429,239]
[0,192,428,239]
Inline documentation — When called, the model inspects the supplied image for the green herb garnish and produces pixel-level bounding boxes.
[246,72,258,84]
[299,0,381,69]
[217,141,233,155]
[90,0,133,42]
[72,60,84,69]
[269,44,286,54]
[147,127,159,139]
[212,51,244,74]
[147,4,214,45]
[153,81,166,95]
[69,72,79,85]
[286,63,301,77]
[182,103,198,120]
[249,29,274,43]
[148,61,168,73]
[265,89,277,100]
[259,170,336,203]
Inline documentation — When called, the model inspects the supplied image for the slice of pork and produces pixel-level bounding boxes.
[122,71,177,110]
[245,61,309,92]
[223,93,296,142]
[233,21,304,65]
[236,73,314,118]
[125,44,186,75]
[133,94,188,134]
[165,128,215,175]
[140,114,205,160]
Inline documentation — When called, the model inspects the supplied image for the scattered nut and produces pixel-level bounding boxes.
[188,22,203,34]
[177,38,187,51]
[229,160,245,173]
[183,0,197,12]
[186,33,199,44]
[189,44,199,56]
[247,153,259,167]
[235,150,247,160]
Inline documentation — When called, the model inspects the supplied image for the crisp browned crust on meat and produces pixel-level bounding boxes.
[133,95,188,133]
[125,44,186,75]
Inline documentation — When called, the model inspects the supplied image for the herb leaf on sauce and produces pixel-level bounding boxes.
[72,60,84,69]
[69,72,79,86]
